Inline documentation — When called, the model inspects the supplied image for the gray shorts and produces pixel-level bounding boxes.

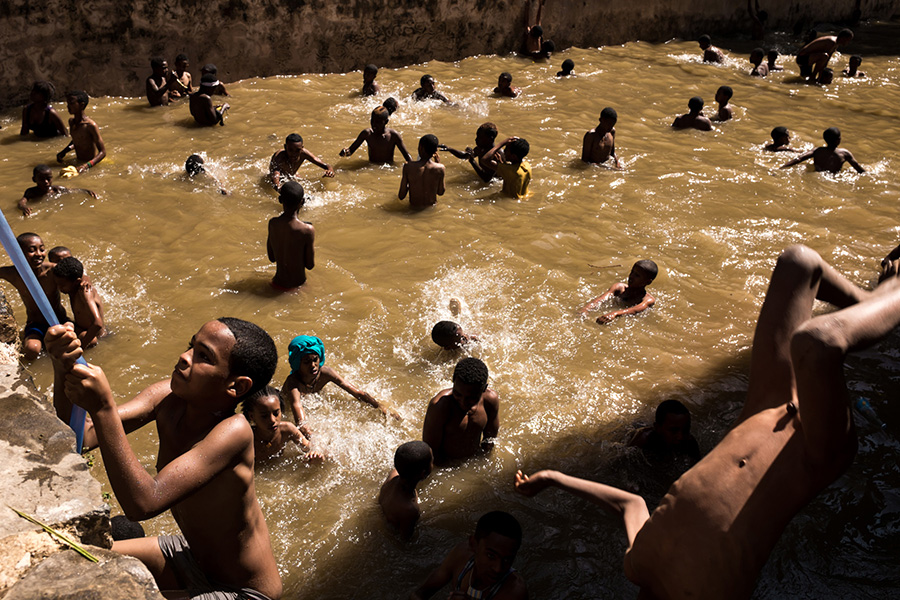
[157,535,272,600]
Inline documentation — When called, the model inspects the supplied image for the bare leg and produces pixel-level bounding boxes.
[113,537,182,591]
[742,245,868,421]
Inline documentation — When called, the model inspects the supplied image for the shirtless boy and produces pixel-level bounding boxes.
[20,81,67,138]
[764,126,798,152]
[281,335,401,429]
[190,75,230,126]
[146,57,170,106]
[399,134,445,208]
[242,385,315,463]
[378,440,433,539]
[266,182,314,291]
[46,317,282,600]
[842,55,866,78]
[557,58,575,77]
[698,35,725,63]
[431,320,478,351]
[168,54,193,100]
[628,399,701,465]
[671,97,712,131]
[52,256,105,348]
[781,127,865,174]
[481,137,532,199]
[200,64,229,96]
[340,106,412,164]
[494,73,520,98]
[362,64,380,96]
[17,164,97,216]
[185,154,229,195]
[767,50,783,72]
[517,244,900,600]
[582,107,620,168]
[440,122,501,182]
[712,86,733,122]
[749,48,769,77]
[0,232,68,360]
[796,29,853,82]
[268,133,335,190]
[411,511,528,600]
[412,75,452,104]
[579,259,657,324]
[422,357,499,464]
[521,0,546,57]
[56,91,106,173]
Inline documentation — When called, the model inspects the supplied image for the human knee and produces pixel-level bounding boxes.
[790,321,847,366]
[776,244,822,277]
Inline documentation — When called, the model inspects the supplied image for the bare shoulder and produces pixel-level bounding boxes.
[483,388,500,408]
[497,571,529,600]
[428,388,453,408]
[279,421,302,441]
[319,366,340,384]
[281,372,299,391]
[208,413,254,450]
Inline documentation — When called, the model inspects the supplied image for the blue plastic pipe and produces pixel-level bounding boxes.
[0,208,87,453]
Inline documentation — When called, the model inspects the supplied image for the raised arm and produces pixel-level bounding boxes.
[482,137,514,170]
[515,469,650,550]
[781,150,813,169]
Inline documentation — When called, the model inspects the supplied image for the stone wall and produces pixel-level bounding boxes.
[2,0,899,108]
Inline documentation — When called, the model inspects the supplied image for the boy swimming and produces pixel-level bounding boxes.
[242,385,323,463]
[764,126,798,152]
[713,86,733,122]
[340,106,412,164]
[17,164,97,216]
[671,96,712,131]
[361,64,380,96]
[557,58,575,77]
[268,133,335,189]
[481,137,532,198]
[185,154,229,195]
[56,90,106,173]
[780,126,865,173]
[412,75,452,104]
[581,107,620,168]
[842,54,865,78]
[579,259,658,324]
[378,440,433,539]
[431,320,478,351]
[399,134,445,208]
[266,182,315,291]
[493,72,520,98]
[51,256,105,348]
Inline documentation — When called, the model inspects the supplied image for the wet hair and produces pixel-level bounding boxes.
[33,164,52,178]
[541,40,555,54]
[185,154,205,176]
[201,64,218,75]
[431,320,461,348]
[561,59,575,73]
[420,74,434,87]
[241,384,284,416]
[717,85,733,101]
[474,511,523,550]
[216,317,278,399]
[771,126,788,141]
[175,53,189,64]
[285,133,303,145]
[364,64,378,75]
[200,74,218,86]
[818,68,834,82]
[371,106,390,122]
[16,232,41,246]
[279,181,305,207]
[52,256,84,280]
[31,81,55,102]
[66,90,89,107]
[476,122,499,141]
[823,127,841,147]
[688,96,704,112]
[110,515,145,541]
[150,57,166,69]
[453,357,489,391]
[382,97,399,115]
[698,34,711,47]
[600,107,617,122]
[850,54,862,64]
[499,72,512,82]
[530,25,543,38]
[394,441,433,481]
[634,259,659,281]
[419,134,439,156]
[507,138,530,162]
[655,399,691,425]
[48,246,71,262]
[837,28,854,41]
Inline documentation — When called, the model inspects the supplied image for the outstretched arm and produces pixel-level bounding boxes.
[340,130,368,157]
[302,148,335,177]
[327,367,401,420]
[597,293,655,324]
[515,469,649,550]
[781,150,813,168]
[579,282,623,315]
[843,150,865,173]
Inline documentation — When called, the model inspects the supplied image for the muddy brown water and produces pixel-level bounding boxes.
[2,22,899,599]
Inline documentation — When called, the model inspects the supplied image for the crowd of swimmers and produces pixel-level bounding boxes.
[4,1,896,598]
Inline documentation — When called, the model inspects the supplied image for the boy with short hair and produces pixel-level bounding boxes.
[842,54,865,77]
[47,246,72,264]
[168,53,193,99]
[431,320,477,350]
[378,440,433,538]
[672,96,712,131]
[45,317,283,600]
[579,259,658,324]
[422,357,499,464]
[185,154,229,195]
[20,81,67,138]
[399,134,445,208]
[146,57,170,106]
[521,0,546,57]
[411,511,528,599]
[481,137,532,198]
[817,67,834,85]
[765,126,798,152]
[0,232,68,360]
[494,72,520,98]
[200,64,229,96]
[56,91,106,173]
[698,34,725,63]
[557,58,575,77]
[362,64,380,96]
[281,335,400,430]
[581,107,620,168]
[266,182,315,291]
[412,75,452,104]
[17,164,97,216]
[713,86,733,121]
[268,133,335,189]
[628,399,701,464]
[52,256,105,348]
[382,97,399,115]
[749,48,769,77]
[190,75,230,126]
[439,122,501,182]
[340,106,412,164]
[781,126,865,173]
[796,29,853,82]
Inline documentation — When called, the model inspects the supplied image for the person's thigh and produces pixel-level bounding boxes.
[114,537,182,591]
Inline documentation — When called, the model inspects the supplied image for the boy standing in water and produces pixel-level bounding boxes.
[340,106,412,164]
[581,107,620,168]
[268,133,335,190]
[56,91,106,173]
[190,75,229,126]
[168,54,193,99]
[411,511,528,599]
[362,64,380,96]
[765,127,799,152]
[517,244,900,600]
[713,86,733,122]
[379,440,433,538]
[266,182,315,291]
[0,232,68,360]
[17,164,97,216]
[200,64,229,96]
[749,48,769,77]
[481,137,532,198]
[780,127,865,173]
[145,57,170,106]
[672,96,712,131]
[46,317,282,600]
[579,259,657,324]
[399,134,445,208]
[52,256,105,348]
[422,357,500,465]
[440,122,501,182]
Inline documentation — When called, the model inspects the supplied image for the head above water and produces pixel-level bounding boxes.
[432,320,466,349]
[200,73,218,88]
[823,126,841,148]
[288,335,325,374]
[33,164,53,180]
[530,25,543,38]
[241,384,284,417]
[175,53,189,65]
[279,181,305,209]
[150,56,166,71]
[185,154,205,176]
[771,126,789,144]
[201,64,217,76]
[382,97,399,115]
[506,138,530,163]
[688,96,704,113]
[51,256,84,282]
[599,106,618,125]
[767,49,779,64]
[653,399,692,448]
[541,40,555,55]
[394,440,433,482]
[475,122,499,146]
[364,64,378,77]
[630,259,659,286]
[837,28,854,43]
[716,85,733,103]
[561,58,575,74]
[48,246,72,263]
[750,48,765,64]
[30,81,55,103]
[215,317,278,399]
[698,34,711,49]
[453,357,489,392]
[498,72,513,84]
[850,54,862,66]
[285,133,303,146]
[371,105,390,127]
[419,134,439,157]
[66,90,89,108]
[474,511,523,550]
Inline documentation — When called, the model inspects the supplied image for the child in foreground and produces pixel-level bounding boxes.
[242,385,325,463]
[56,90,106,173]
[579,259,658,324]
[399,134,445,208]
[281,335,401,431]
[17,164,97,216]
[780,127,865,173]
[481,137,532,198]
[410,511,527,599]
[266,182,315,291]
[52,256,105,348]
[46,317,283,600]
[378,440,433,538]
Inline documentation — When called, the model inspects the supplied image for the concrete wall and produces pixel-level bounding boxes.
[2,0,898,108]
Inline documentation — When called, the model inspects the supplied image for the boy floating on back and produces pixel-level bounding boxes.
[579,259,658,324]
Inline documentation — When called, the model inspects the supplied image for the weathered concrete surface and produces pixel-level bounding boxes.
[2,0,899,108]
[4,546,163,600]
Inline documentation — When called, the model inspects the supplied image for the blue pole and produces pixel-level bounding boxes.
[0,209,87,453]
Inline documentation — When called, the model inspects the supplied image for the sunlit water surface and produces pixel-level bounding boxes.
[2,23,900,599]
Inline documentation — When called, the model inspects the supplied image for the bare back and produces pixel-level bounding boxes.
[267,215,315,289]
[582,128,615,164]
[400,158,445,207]
[368,128,405,163]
